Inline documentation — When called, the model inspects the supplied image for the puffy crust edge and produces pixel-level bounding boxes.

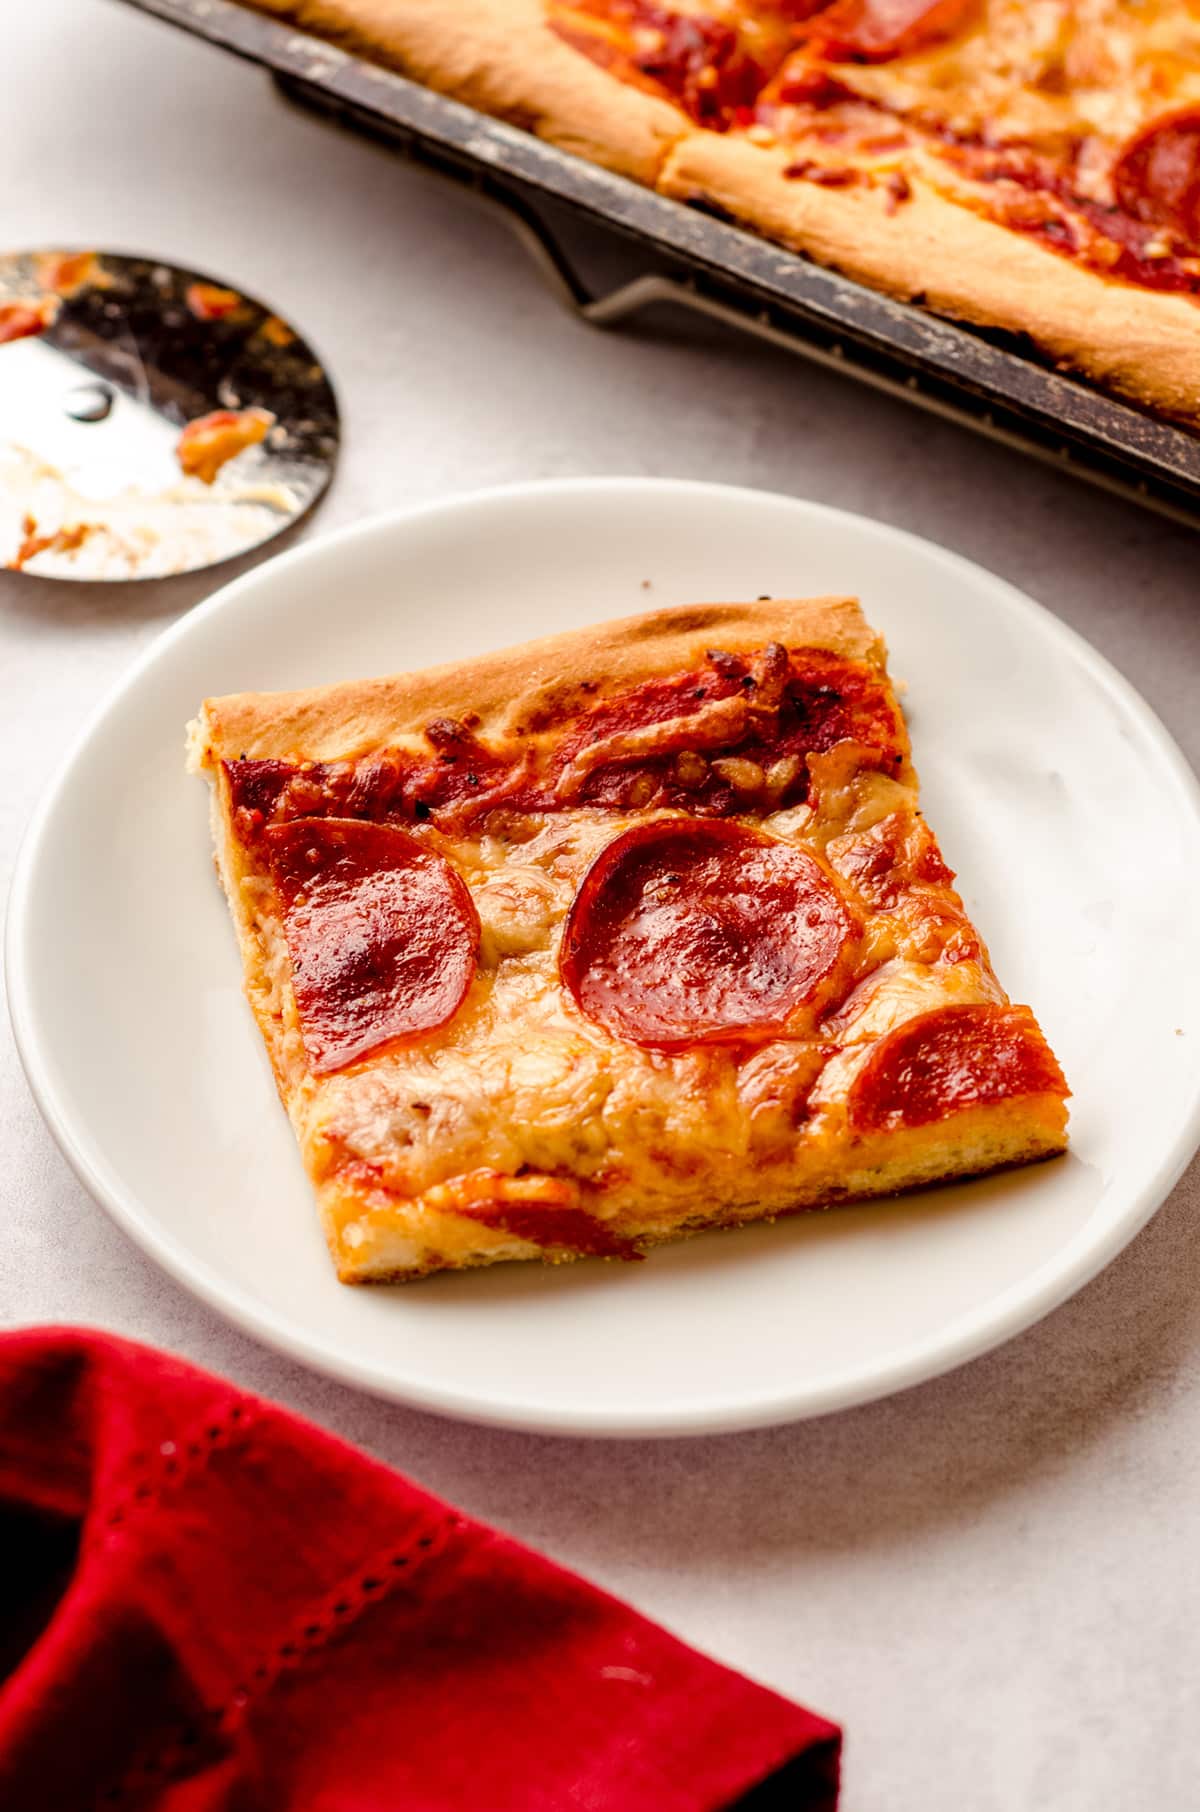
[241,0,687,183]
[321,1094,1070,1283]
[658,134,1200,424]
[189,594,883,766]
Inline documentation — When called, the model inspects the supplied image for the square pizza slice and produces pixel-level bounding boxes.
[189,597,1068,1283]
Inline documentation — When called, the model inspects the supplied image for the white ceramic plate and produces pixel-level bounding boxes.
[9,479,1200,1436]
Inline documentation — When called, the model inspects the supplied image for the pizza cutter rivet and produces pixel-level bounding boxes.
[64,381,114,423]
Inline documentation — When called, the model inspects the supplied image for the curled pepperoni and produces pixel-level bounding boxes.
[807,0,977,62]
[561,817,857,1050]
[264,817,479,1074]
[848,1003,1067,1131]
[632,8,765,128]
[1113,109,1200,248]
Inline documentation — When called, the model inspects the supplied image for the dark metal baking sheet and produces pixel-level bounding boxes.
[117,0,1200,525]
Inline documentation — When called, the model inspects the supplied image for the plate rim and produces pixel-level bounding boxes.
[8,475,1200,1437]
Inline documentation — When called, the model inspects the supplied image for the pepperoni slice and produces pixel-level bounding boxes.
[264,817,479,1074]
[1113,109,1200,247]
[459,1204,640,1261]
[560,817,857,1050]
[848,1003,1067,1131]
[549,3,767,130]
[808,0,977,62]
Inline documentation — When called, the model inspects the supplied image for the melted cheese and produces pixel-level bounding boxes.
[264,793,998,1217]
[559,0,1200,157]
[810,1,1200,181]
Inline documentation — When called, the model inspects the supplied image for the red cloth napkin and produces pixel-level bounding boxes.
[0,1328,839,1811]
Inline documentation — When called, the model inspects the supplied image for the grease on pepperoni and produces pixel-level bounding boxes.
[804,0,977,62]
[848,1003,1067,1131]
[265,817,479,1074]
[561,817,859,1050]
[1113,109,1200,249]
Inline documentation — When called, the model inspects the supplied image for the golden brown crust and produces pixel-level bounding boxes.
[658,135,1200,423]
[242,0,686,183]
[192,595,880,766]
[322,1095,1069,1284]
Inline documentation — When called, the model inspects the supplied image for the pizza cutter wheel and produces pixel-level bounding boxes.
[0,249,339,581]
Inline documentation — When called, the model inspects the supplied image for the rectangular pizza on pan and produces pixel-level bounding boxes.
[233,0,1200,422]
[190,598,1069,1283]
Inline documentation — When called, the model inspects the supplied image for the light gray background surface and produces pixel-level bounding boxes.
[5,5,1200,1807]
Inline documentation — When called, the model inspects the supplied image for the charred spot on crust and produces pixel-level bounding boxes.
[522,682,604,732]
[627,607,736,641]
[424,717,472,750]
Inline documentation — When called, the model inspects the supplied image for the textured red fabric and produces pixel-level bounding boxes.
[0,1328,840,1812]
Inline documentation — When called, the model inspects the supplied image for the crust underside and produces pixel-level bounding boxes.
[193,596,1069,1284]
[233,0,1200,421]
